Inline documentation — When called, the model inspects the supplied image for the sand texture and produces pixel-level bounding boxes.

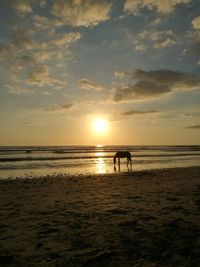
[0,167,200,266]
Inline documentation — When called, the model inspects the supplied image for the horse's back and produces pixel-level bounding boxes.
[115,151,131,158]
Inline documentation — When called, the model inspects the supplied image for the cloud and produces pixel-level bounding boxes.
[186,30,200,56]
[113,82,170,102]
[28,65,49,85]
[33,15,64,30]
[20,55,37,66]
[0,24,79,90]
[10,24,38,51]
[51,32,81,47]
[151,18,161,26]
[9,0,48,14]
[190,17,200,57]
[154,38,176,48]
[122,110,159,116]
[51,0,111,27]
[13,34,38,50]
[184,112,200,117]
[9,0,32,14]
[114,71,131,78]
[4,84,29,94]
[39,32,81,54]
[1,2,82,92]
[130,30,177,51]
[124,0,191,14]
[113,69,200,102]
[110,109,159,122]
[44,103,74,112]
[31,51,50,63]
[27,65,65,87]
[79,79,105,91]
[192,16,200,30]
[0,43,13,59]
[38,0,47,8]
[133,41,147,51]
[42,91,51,96]
[186,124,200,129]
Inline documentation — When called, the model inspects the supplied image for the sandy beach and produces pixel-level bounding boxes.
[0,166,200,266]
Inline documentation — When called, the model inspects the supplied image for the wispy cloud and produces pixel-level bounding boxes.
[127,29,177,52]
[9,0,32,14]
[0,5,81,92]
[51,0,111,27]
[32,14,64,31]
[114,71,131,78]
[4,84,29,94]
[110,109,159,122]
[44,103,74,112]
[27,65,66,87]
[51,32,81,47]
[186,124,200,129]
[189,16,200,59]
[9,0,48,14]
[13,33,38,50]
[113,69,200,102]
[79,79,105,91]
[124,0,192,14]
[0,43,13,59]
[122,110,159,116]
[28,65,49,86]
[42,91,51,96]
[192,16,200,30]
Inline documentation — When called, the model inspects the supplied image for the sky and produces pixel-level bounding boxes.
[0,0,200,146]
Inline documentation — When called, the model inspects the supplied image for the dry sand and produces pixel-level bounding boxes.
[0,166,200,267]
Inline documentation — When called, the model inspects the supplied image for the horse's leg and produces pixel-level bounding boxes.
[130,157,132,170]
[114,165,117,172]
[118,157,120,165]
[127,157,130,165]
[125,157,130,171]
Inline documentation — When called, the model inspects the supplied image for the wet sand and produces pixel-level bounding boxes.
[0,166,200,266]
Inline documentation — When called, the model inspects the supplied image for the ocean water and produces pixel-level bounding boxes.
[0,145,200,179]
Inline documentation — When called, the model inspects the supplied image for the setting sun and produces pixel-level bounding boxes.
[93,118,108,133]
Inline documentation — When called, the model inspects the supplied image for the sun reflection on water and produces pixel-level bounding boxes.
[95,152,106,174]
[96,151,104,157]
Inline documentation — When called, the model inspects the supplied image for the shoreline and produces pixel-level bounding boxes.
[1,166,200,266]
[0,165,199,182]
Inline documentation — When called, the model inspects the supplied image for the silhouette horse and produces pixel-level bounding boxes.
[113,151,132,166]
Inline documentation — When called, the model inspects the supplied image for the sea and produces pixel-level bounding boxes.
[0,145,200,179]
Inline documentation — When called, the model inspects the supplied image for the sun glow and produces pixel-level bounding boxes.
[93,118,108,133]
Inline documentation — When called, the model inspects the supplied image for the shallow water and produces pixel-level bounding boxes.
[0,145,200,179]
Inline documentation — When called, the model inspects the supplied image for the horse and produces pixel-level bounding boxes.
[113,151,132,166]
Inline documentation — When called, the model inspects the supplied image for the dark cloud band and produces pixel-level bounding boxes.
[113,69,200,102]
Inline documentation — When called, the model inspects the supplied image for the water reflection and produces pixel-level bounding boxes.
[96,152,104,157]
[95,152,106,174]
[114,163,132,173]
[96,157,106,174]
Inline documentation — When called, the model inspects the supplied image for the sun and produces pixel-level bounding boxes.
[93,118,108,133]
